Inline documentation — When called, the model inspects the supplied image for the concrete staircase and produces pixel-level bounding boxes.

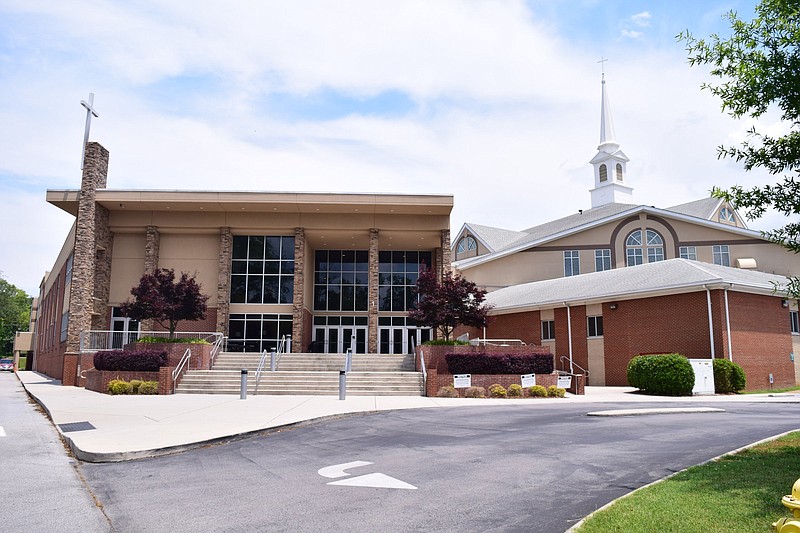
[174,351,423,396]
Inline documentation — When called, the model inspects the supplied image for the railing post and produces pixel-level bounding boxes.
[286,335,292,353]
[240,369,248,400]
[270,349,276,371]
[345,348,352,373]
[350,334,356,355]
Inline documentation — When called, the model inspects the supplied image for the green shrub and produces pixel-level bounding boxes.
[463,386,485,398]
[423,339,470,346]
[507,383,523,397]
[137,381,159,395]
[488,383,507,398]
[713,359,747,393]
[108,379,133,395]
[129,379,143,394]
[546,385,566,398]
[528,385,547,397]
[437,385,459,398]
[627,354,694,396]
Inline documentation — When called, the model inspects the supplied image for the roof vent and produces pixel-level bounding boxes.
[736,258,757,269]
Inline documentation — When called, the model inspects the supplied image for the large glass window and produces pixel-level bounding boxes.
[564,250,580,277]
[713,245,730,266]
[626,229,664,266]
[379,251,432,312]
[595,249,611,272]
[314,250,369,311]
[230,236,295,304]
[227,313,293,352]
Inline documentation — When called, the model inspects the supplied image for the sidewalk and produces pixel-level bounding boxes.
[15,371,800,463]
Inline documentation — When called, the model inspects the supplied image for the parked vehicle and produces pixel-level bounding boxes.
[0,359,13,372]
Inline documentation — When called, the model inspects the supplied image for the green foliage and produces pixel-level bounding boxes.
[627,354,695,396]
[507,383,523,397]
[137,381,159,395]
[527,385,547,397]
[0,276,31,357]
[679,1,800,296]
[546,385,566,398]
[129,379,143,394]
[713,358,747,393]
[422,339,470,346]
[408,268,492,341]
[463,386,485,398]
[108,379,133,395]
[488,383,507,398]
[437,385,458,398]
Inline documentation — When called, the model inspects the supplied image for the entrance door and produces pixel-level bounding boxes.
[313,326,367,354]
[379,327,430,354]
[110,312,140,349]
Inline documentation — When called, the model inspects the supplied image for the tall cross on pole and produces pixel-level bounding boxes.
[80,93,99,170]
[597,56,608,80]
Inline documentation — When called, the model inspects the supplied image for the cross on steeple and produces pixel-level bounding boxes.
[80,93,99,170]
[597,56,608,80]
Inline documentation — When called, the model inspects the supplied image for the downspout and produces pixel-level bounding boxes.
[724,285,733,362]
[565,302,574,374]
[704,286,716,359]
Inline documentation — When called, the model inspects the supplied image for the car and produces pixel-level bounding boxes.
[0,359,13,372]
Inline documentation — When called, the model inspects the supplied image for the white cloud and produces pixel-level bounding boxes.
[630,11,652,27]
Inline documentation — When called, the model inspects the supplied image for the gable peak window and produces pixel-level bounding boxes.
[457,236,477,254]
[719,207,736,224]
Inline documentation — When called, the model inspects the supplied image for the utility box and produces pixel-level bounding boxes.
[689,359,715,395]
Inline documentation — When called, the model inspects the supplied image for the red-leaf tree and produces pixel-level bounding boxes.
[408,268,492,342]
[120,269,209,338]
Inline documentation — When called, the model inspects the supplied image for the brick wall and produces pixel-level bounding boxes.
[84,370,160,394]
[485,311,541,344]
[554,306,588,375]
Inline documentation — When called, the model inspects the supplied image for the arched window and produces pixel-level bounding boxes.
[719,207,735,223]
[626,229,664,266]
[457,236,477,254]
[615,163,623,181]
[599,164,608,182]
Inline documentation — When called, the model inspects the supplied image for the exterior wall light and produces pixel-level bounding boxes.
[609,303,618,310]
[782,299,789,308]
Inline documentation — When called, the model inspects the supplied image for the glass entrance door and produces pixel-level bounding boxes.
[378,326,431,354]
[313,326,367,354]
[110,308,140,349]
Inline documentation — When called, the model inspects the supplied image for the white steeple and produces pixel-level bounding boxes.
[590,73,633,208]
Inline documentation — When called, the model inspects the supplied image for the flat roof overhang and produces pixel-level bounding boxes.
[46,189,454,217]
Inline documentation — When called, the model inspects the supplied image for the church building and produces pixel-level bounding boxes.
[452,76,800,390]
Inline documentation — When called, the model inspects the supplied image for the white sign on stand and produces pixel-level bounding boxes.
[453,374,471,388]
[557,375,572,389]
[689,359,715,395]
[521,374,536,388]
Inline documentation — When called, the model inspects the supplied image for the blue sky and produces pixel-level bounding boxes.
[0,0,786,295]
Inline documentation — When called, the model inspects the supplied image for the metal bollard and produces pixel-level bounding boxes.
[270,349,276,371]
[240,369,247,400]
[339,370,346,400]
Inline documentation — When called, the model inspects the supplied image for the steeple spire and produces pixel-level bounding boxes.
[589,70,633,208]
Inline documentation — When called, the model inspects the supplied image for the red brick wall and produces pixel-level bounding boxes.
[726,292,795,389]
[84,370,160,394]
[173,308,218,334]
[485,311,541,344]
[554,306,588,375]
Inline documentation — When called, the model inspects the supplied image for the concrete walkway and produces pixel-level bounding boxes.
[15,371,800,462]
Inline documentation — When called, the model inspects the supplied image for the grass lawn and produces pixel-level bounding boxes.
[742,385,800,395]
[577,431,800,532]
[17,356,26,369]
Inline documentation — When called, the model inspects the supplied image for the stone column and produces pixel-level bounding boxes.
[440,229,452,277]
[368,228,379,353]
[92,205,113,331]
[291,227,305,353]
[144,226,160,274]
[215,227,232,336]
[66,142,109,372]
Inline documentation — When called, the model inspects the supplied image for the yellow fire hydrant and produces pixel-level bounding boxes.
[774,478,800,532]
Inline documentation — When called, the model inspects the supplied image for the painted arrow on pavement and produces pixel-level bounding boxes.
[318,461,417,490]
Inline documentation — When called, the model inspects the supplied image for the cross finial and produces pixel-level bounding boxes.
[80,93,99,170]
[598,56,608,80]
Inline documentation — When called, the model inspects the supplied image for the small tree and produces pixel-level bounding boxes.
[408,268,491,342]
[120,269,209,339]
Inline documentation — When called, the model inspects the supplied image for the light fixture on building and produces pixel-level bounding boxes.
[609,302,618,310]
[782,299,789,308]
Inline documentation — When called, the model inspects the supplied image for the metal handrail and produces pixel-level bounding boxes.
[172,348,192,393]
[469,338,527,347]
[559,355,589,376]
[254,350,269,395]
[419,349,427,395]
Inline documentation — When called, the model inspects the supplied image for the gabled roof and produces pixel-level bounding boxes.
[453,200,765,271]
[456,223,529,253]
[486,258,787,313]
[667,197,724,220]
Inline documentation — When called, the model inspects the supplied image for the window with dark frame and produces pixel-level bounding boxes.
[587,315,603,337]
[541,320,555,341]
